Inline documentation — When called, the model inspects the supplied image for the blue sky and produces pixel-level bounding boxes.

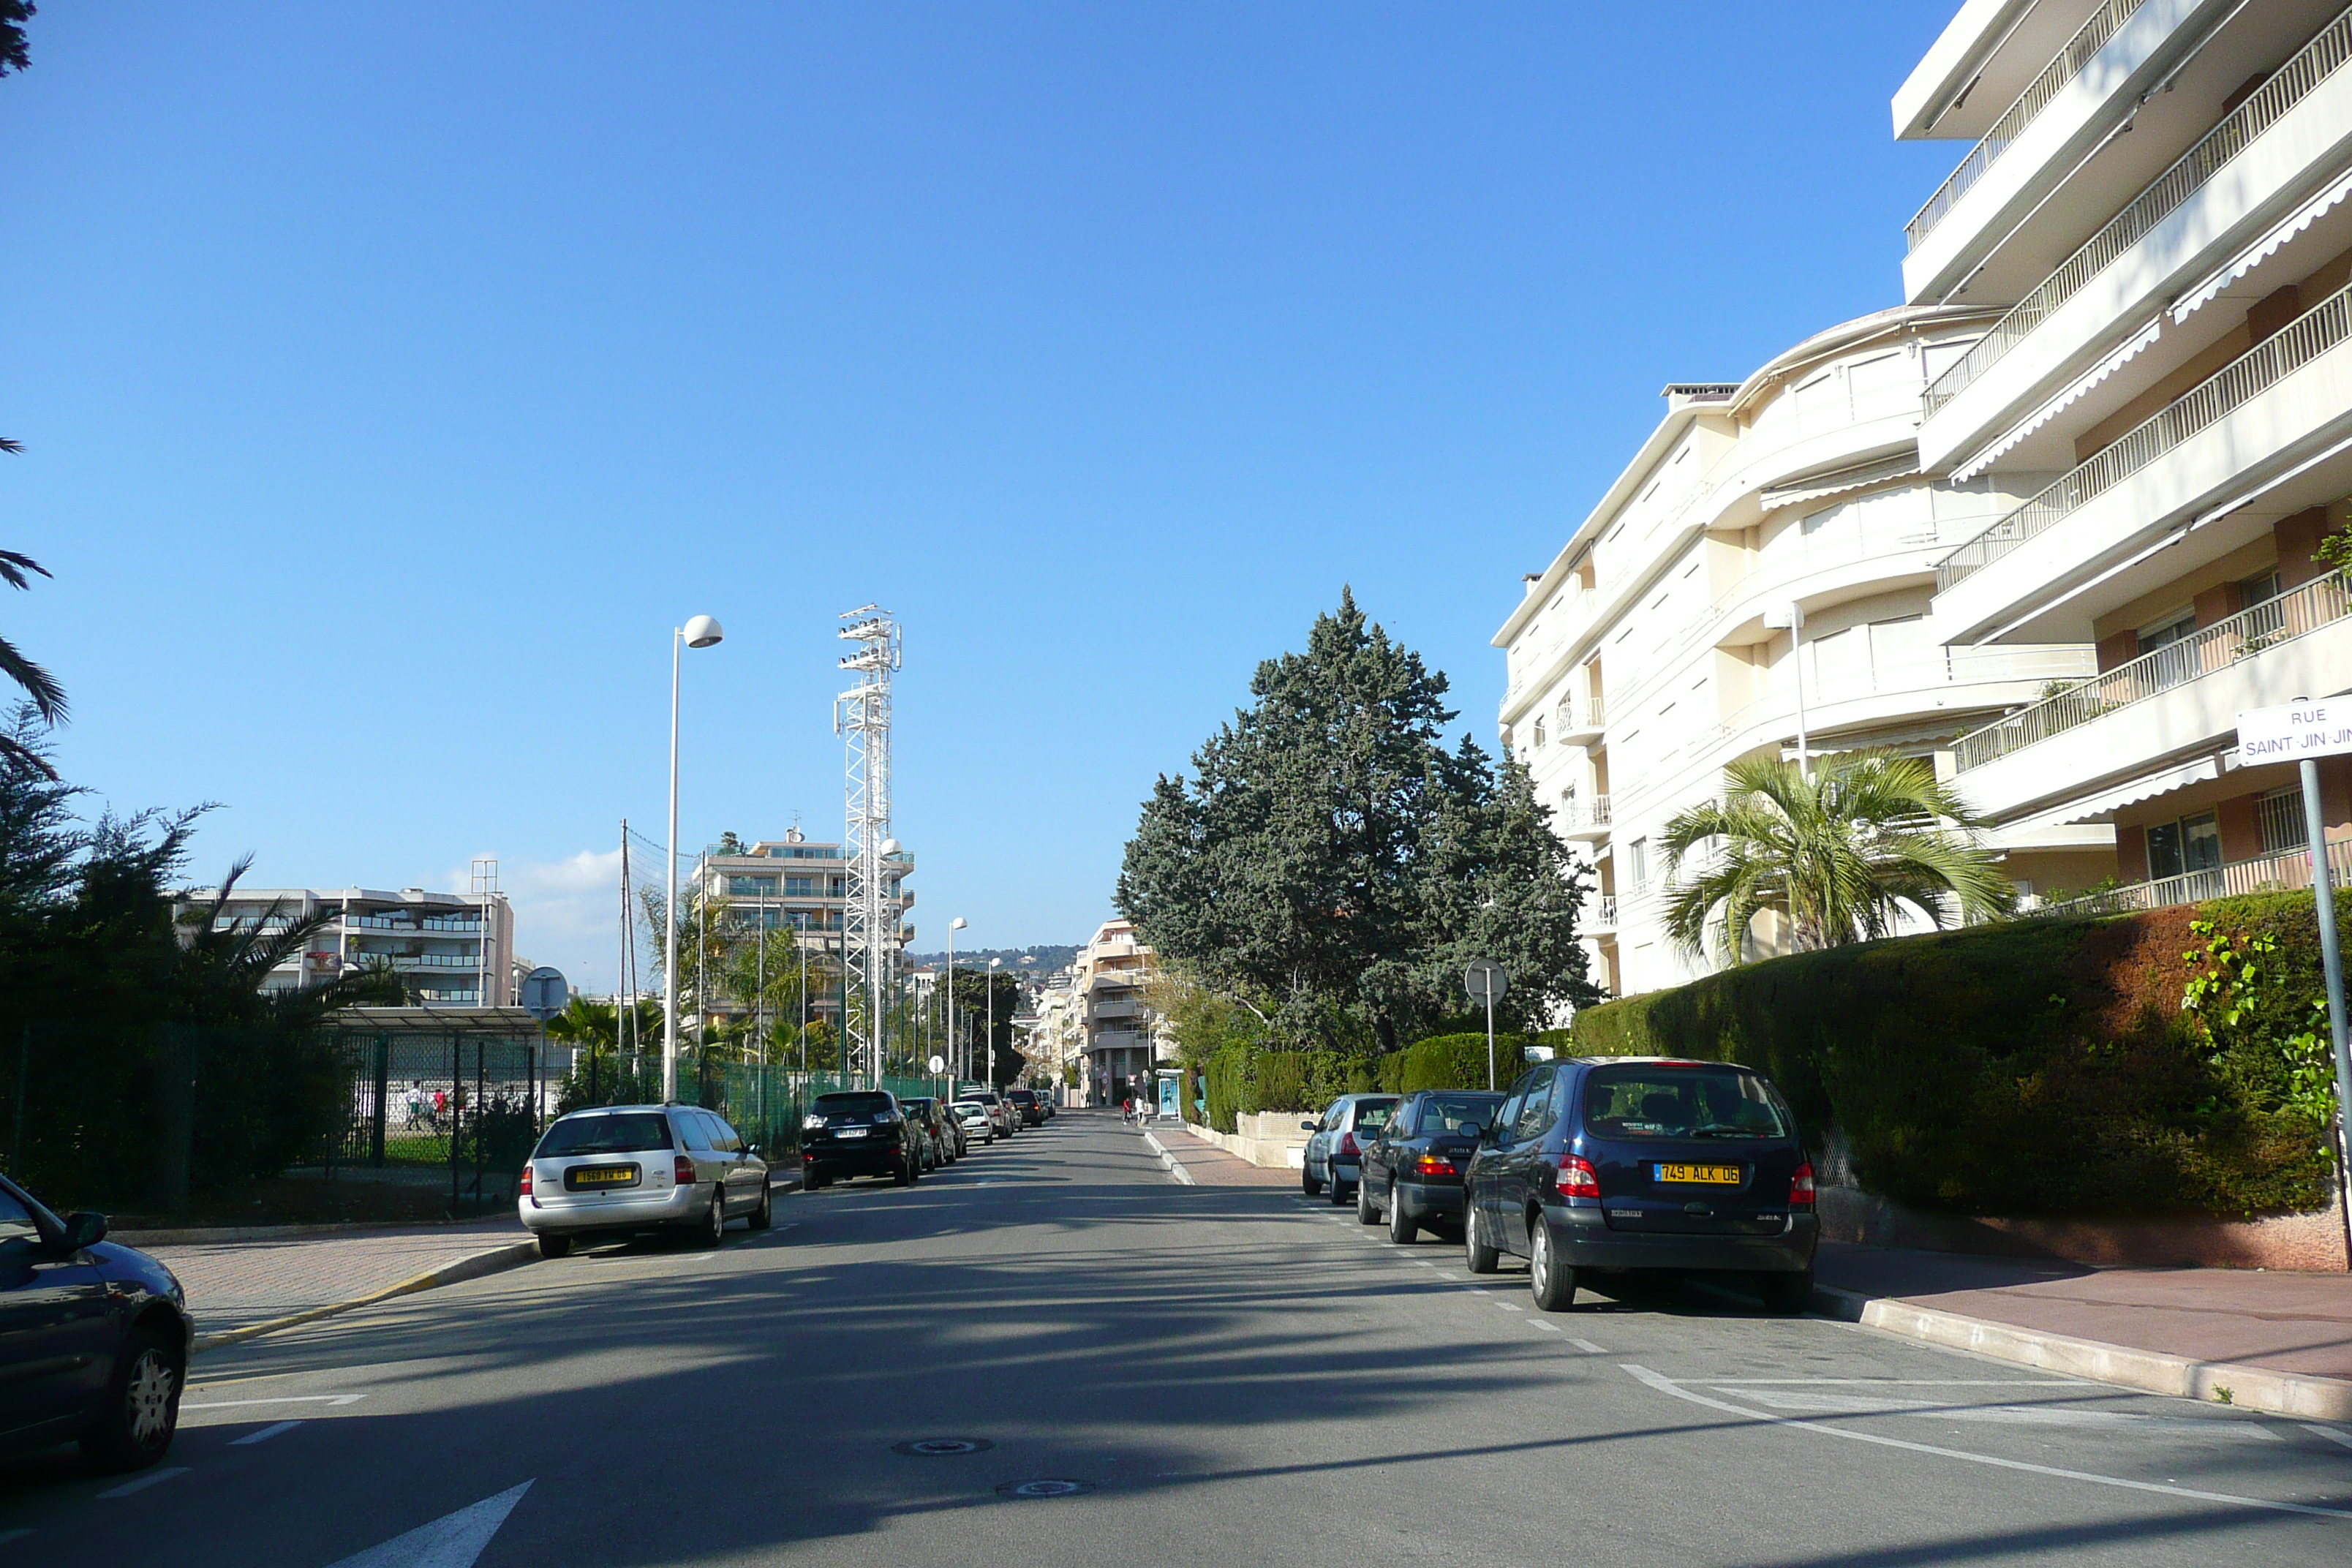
[2,3,1959,990]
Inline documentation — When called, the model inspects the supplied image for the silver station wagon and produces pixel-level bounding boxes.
[518,1104,772,1258]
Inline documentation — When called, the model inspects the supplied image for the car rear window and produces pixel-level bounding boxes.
[1352,1099,1397,1129]
[535,1112,674,1157]
[1419,1094,1501,1134]
[1583,1066,1791,1140]
[814,1093,894,1117]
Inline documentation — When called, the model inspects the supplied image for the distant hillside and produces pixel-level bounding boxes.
[906,943,1080,974]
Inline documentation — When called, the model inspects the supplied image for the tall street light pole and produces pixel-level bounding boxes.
[946,916,968,1084]
[664,614,725,1105]
[986,957,1002,1088]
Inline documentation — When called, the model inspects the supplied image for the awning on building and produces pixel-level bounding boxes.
[1949,316,2164,483]
[2010,751,2229,829]
[1757,453,1920,513]
[2172,162,2352,325]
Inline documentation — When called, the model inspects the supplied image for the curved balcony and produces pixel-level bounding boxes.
[1554,796,1613,842]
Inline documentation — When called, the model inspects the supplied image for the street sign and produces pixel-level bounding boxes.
[928,1055,946,1075]
[1463,961,1508,1001]
[2237,699,2352,763]
[519,966,568,1022]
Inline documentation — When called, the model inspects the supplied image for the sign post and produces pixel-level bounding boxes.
[1463,961,1509,1091]
[2236,699,2352,1261]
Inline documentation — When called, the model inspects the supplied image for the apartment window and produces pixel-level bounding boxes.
[726,875,778,897]
[2241,571,2285,641]
[2136,610,2195,655]
[2146,813,2222,881]
[2256,788,2309,856]
[2240,570,2281,608]
[1629,837,1651,893]
[1532,717,1547,747]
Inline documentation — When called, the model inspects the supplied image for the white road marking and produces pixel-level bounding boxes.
[1624,1366,2351,1520]
[1701,1378,2086,1387]
[2304,1423,2352,1450]
[320,1480,532,1568]
[1720,1387,2283,1439]
[184,1394,366,1411]
[1569,1338,1606,1354]
[230,1420,304,1446]
[97,1467,189,1499]
[1531,1321,1563,1333]
[1494,1301,1524,1311]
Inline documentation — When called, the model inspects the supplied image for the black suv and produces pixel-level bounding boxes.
[1462,1057,1816,1313]
[1005,1088,1044,1127]
[802,1090,923,1188]
[0,1172,194,1471]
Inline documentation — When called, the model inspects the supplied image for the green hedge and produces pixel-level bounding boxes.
[1191,1030,1579,1124]
[1565,891,2341,1219]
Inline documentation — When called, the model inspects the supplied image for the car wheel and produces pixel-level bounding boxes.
[1529,1218,1576,1312]
[1329,1175,1351,1207]
[1355,1179,1379,1226]
[1463,1207,1499,1275]
[894,1153,914,1187]
[80,1325,181,1474]
[749,1183,773,1231]
[1757,1270,1814,1315]
[1387,1192,1418,1246]
[1301,1164,1324,1196]
[537,1231,573,1259]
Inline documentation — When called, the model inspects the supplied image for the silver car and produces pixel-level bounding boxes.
[518,1104,772,1259]
[1301,1093,1398,1204]
[953,1101,996,1145]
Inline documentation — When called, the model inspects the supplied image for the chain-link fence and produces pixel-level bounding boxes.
[317,1026,564,1217]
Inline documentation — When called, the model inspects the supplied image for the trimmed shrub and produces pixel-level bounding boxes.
[1565,892,2341,1218]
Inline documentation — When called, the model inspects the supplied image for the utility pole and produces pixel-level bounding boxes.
[835,605,901,1088]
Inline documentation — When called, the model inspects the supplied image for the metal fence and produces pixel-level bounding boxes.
[2030,835,2352,919]
[1938,278,2352,591]
[1926,4,2352,412]
[1951,570,2352,771]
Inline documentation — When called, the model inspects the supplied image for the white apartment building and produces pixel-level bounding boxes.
[1071,919,1169,1103]
[185,886,521,1007]
[693,829,915,1034]
[1495,310,2108,1000]
[1904,0,2352,908]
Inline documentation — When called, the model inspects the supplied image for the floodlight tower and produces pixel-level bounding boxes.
[835,605,902,1087]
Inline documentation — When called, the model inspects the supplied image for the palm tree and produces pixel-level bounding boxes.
[1659,750,2016,965]
[2,439,68,777]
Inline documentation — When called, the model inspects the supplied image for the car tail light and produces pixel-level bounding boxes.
[1552,1154,1599,1199]
[1338,1132,1358,1157]
[518,1165,533,1196]
[1789,1161,1816,1208]
[674,1154,697,1187]
[1410,1153,1456,1177]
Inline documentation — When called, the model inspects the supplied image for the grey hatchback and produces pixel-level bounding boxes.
[1300,1093,1398,1203]
[518,1104,772,1258]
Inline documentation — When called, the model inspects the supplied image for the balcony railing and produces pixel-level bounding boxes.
[2032,834,2352,919]
[1938,276,2352,591]
[1927,6,2352,412]
[1591,894,1619,930]
[1906,0,2154,254]
[1953,570,2352,771]
[1555,796,1612,830]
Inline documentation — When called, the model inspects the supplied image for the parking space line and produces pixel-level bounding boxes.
[184,1395,366,1411]
[1569,1338,1607,1353]
[1531,1321,1562,1332]
[230,1420,304,1447]
[97,1467,189,1499]
[2304,1423,2352,1451]
[1623,1365,2352,1522]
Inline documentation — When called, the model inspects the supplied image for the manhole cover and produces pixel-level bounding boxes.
[996,1478,1096,1499]
[892,1438,994,1457]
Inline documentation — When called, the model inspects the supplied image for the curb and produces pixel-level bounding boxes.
[1139,1129,1196,1186]
[192,1240,540,1354]
[1814,1282,2352,1422]
[116,1221,521,1248]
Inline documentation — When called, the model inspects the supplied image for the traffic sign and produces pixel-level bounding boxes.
[1463,961,1508,1001]
[2238,698,2352,763]
[928,1055,946,1075]
[519,966,568,1021]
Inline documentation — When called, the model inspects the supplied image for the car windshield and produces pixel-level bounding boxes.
[1420,1093,1501,1134]
[955,1105,987,1119]
[535,1112,674,1157]
[1583,1066,1791,1140]
[901,1098,934,1114]
[815,1093,893,1118]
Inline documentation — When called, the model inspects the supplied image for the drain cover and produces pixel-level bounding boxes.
[997,1478,1096,1499]
[892,1438,994,1457]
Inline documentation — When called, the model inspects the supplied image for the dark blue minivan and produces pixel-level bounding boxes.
[1461,1056,1817,1313]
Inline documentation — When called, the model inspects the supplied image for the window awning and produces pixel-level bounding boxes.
[1756,454,1920,513]
[1949,316,2164,483]
[2011,751,2229,829]
[2172,163,2352,325]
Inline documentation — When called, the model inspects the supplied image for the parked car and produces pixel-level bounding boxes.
[519,1104,772,1257]
[0,1172,192,1473]
[803,1090,924,1189]
[1300,1093,1398,1202]
[1462,1057,1817,1313]
[1006,1088,1044,1126]
[952,1100,996,1145]
[900,1098,959,1166]
[1355,1090,1504,1243]
[960,1090,1015,1139]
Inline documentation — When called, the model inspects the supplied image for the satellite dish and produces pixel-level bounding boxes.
[519,966,570,1021]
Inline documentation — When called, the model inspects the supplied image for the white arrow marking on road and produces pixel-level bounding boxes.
[320,1480,532,1568]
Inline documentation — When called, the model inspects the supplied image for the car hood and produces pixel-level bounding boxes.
[91,1238,184,1303]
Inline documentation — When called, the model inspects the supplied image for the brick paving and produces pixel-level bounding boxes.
[1152,1121,1299,1188]
[147,1218,528,1335]
[1819,1243,2352,1383]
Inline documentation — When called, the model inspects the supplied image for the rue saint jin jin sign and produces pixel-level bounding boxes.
[2236,698,2352,764]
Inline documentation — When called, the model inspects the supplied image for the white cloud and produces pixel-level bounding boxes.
[446,848,636,995]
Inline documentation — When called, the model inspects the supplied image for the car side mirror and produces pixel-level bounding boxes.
[1300,1120,1316,1131]
[742,1144,760,1159]
[59,1211,106,1252]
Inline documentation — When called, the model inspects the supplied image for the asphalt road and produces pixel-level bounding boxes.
[4,1111,2348,1567]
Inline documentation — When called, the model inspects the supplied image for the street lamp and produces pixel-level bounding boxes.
[947,916,968,1085]
[986,957,1002,1088]
[664,614,724,1105]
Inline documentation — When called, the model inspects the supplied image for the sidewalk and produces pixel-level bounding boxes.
[1150,1121,1297,1187]
[1816,1242,2352,1419]
[147,1218,532,1345]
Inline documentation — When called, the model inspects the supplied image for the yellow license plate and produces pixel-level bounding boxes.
[571,1164,637,1187]
[1655,1163,1741,1185]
